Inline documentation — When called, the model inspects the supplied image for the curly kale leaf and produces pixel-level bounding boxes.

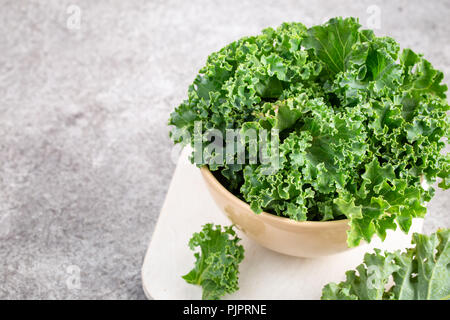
[303,17,368,75]
[182,224,245,300]
[321,229,450,300]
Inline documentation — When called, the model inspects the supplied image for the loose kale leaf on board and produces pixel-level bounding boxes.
[182,224,245,300]
[321,229,450,300]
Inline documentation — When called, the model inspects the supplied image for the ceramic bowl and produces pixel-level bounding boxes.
[200,166,353,257]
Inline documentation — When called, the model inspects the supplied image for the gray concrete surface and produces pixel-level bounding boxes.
[0,0,449,299]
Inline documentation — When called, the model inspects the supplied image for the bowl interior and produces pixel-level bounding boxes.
[200,166,349,227]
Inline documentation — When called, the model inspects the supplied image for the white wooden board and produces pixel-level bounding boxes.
[141,148,423,300]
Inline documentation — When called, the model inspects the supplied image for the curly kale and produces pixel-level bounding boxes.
[169,17,449,247]
[182,224,245,300]
[321,229,450,300]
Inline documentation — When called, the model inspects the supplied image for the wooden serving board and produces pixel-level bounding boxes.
[141,148,423,300]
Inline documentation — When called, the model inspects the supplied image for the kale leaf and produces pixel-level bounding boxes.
[321,229,450,300]
[182,224,245,300]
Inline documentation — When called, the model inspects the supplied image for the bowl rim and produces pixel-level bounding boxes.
[200,166,349,227]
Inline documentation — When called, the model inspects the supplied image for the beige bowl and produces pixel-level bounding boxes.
[200,166,354,257]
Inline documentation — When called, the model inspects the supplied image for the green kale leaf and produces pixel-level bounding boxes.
[182,224,245,300]
[321,229,450,300]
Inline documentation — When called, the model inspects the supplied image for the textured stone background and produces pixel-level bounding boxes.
[0,0,449,299]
